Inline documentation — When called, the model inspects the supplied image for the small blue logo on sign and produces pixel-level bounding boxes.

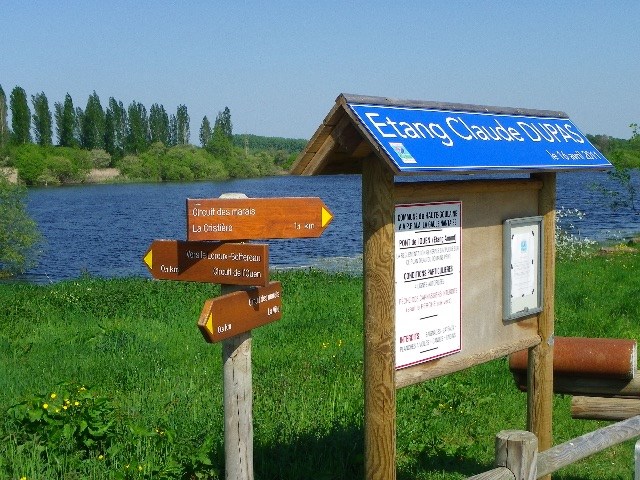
[389,142,416,164]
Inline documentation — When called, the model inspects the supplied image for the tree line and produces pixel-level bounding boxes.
[0,84,305,185]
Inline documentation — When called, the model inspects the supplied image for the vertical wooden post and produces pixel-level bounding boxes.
[222,328,253,480]
[362,155,396,480]
[220,193,254,480]
[528,173,556,478]
[495,430,538,480]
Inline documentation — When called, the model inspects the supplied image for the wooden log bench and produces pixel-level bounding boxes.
[509,337,639,421]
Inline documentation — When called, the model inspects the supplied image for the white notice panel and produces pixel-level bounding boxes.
[395,202,462,369]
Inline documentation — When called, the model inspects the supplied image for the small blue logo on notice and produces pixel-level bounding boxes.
[389,142,416,164]
[520,240,528,253]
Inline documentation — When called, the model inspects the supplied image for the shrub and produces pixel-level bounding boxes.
[0,174,41,276]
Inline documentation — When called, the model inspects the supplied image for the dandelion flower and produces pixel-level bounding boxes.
[98,454,104,460]
[74,401,80,406]
[50,393,57,399]
[42,403,49,409]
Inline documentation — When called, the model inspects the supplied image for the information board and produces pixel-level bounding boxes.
[503,216,543,321]
[348,103,612,172]
[394,201,462,369]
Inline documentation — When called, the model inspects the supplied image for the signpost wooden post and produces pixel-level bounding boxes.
[143,191,333,480]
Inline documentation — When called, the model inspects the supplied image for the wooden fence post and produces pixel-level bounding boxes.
[363,155,396,480]
[495,430,538,480]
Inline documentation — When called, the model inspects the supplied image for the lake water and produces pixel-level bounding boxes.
[16,171,640,283]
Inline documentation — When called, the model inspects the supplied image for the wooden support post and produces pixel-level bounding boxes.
[222,328,253,480]
[363,155,396,480]
[495,430,538,480]
[219,192,254,480]
[528,173,555,478]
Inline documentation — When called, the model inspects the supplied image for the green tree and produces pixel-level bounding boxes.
[74,106,84,147]
[10,86,31,145]
[126,101,150,155]
[176,104,190,145]
[216,106,233,139]
[207,107,234,158]
[0,173,41,276]
[54,93,77,147]
[0,84,8,149]
[168,114,178,146]
[31,92,53,146]
[199,115,211,148]
[104,97,127,160]
[80,91,105,150]
[149,103,170,145]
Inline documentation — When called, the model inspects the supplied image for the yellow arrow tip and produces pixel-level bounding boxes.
[143,249,153,270]
[206,313,214,334]
[321,207,333,228]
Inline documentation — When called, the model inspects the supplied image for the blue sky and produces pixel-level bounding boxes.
[2,1,638,141]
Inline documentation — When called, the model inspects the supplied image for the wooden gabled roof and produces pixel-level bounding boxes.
[289,94,377,175]
[290,93,572,176]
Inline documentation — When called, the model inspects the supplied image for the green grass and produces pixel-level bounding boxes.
[1,248,640,479]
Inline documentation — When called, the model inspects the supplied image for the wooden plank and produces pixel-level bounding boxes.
[571,396,640,421]
[143,240,268,286]
[397,336,539,388]
[528,172,556,477]
[537,415,640,477]
[197,281,282,343]
[363,155,396,480]
[187,197,333,241]
[394,179,543,201]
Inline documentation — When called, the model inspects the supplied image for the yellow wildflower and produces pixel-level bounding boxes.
[74,401,80,406]
[42,403,49,409]
[50,393,57,399]
[98,454,104,460]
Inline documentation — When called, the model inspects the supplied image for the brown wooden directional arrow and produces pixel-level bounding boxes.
[197,281,282,342]
[186,197,333,241]
[143,240,269,286]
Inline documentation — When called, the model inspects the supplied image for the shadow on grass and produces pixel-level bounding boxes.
[247,425,495,479]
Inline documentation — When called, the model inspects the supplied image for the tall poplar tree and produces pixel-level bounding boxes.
[126,101,150,154]
[0,85,8,149]
[105,97,127,159]
[74,107,84,148]
[176,104,190,145]
[217,106,233,139]
[9,86,31,145]
[168,114,178,146]
[80,91,106,150]
[31,92,53,146]
[199,115,212,148]
[149,103,170,145]
[54,93,76,147]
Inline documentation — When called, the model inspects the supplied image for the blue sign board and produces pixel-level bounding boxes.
[348,103,612,173]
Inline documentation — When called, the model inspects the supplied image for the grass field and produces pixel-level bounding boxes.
[1,245,639,479]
